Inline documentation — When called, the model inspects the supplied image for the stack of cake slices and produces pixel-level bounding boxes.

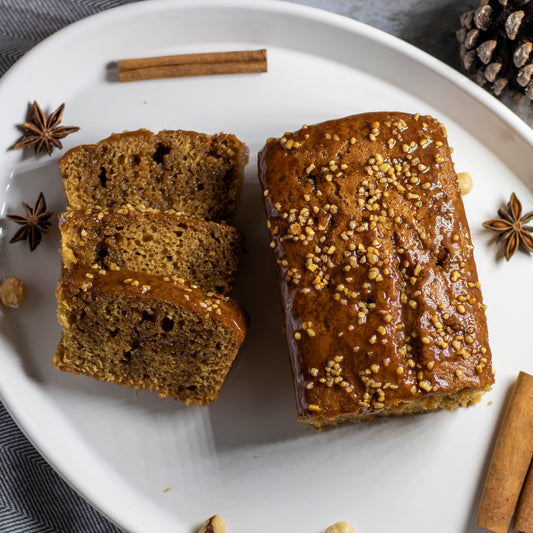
[54,128,249,405]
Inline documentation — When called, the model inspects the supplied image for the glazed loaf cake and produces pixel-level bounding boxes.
[59,207,244,296]
[59,129,248,220]
[54,266,247,404]
[258,112,494,428]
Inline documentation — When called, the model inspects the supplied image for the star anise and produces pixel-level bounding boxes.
[12,101,79,156]
[482,193,533,261]
[6,192,53,251]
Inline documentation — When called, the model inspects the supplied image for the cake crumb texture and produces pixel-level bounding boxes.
[59,129,248,220]
[59,208,244,296]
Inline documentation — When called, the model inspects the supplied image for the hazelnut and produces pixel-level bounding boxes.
[457,172,473,195]
[325,521,355,533]
[0,277,26,308]
[198,514,226,533]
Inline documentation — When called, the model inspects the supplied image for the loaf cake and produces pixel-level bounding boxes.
[54,266,247,404]
[258,112,494,428]
[59,129,248,219]
[59,207,244,296]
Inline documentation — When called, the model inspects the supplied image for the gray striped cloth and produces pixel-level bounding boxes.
[0,2,135,530]
[0,404,121,532]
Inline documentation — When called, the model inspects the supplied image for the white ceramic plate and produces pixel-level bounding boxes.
[1,1,532,532]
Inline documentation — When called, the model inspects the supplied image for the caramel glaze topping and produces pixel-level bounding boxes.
[258,112,494,422]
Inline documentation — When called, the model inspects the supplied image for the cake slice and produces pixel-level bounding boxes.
[258,112,494,428]
[59,129,248,220]
[54,266,247,405]
[59,207,244,296]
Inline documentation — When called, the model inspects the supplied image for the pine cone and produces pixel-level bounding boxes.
[457,0,533,104]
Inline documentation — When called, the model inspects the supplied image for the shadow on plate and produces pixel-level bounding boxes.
[207,177,308,448]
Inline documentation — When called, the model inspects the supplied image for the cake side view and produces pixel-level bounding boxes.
[258,112,494,428]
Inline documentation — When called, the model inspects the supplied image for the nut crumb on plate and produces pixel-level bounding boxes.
[0,277,26,308]
[198,514,226,533]
[325,521,355,533]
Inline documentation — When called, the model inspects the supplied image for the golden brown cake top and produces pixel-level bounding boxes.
[258,112,494,424]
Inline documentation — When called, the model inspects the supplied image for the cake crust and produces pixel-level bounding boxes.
[258,112,494,427]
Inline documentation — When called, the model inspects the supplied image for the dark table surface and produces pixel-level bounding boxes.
[0,1,531,532]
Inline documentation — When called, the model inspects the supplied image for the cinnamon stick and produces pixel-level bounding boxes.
[476,371,533,533]
[515,461,533,533]
[117,49,267,82]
